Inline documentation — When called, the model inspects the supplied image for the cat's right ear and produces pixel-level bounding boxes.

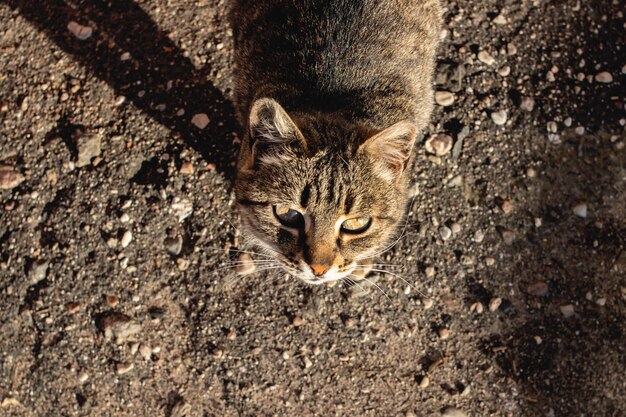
[243,98,305,168]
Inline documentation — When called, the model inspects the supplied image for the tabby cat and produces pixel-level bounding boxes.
[231,0,442,285]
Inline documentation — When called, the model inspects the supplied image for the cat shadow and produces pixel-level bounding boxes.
[4,0,239,180]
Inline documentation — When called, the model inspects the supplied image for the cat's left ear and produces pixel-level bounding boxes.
[358,120,418,181]
[245,98,306,166]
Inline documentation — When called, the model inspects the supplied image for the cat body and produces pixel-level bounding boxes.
[231,0,442,284]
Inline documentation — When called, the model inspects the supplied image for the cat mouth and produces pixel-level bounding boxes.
[292,261,357,285]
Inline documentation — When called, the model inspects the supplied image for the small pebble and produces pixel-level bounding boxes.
[176,258,190,271]
[139,344,152,360]
[28,260,48,284]
[120,52,131,61]
[282,351,290,360]
[0,166,25,189]
[520,97,535,112]
[450,222,461,234]
[65,302,81,314]
[438,328,450,340]
[470,302,484,314]
[114,95,126,106]
[473,230,484,243]
[596,298,606,307]
[129,342,140,355]
[560,304,575,318]
[78,373,89,383]
[180,161,194,175]
[478,50,495,65]
[119,213,130,223]
[292,315,304,326]
[547,121,558,133]
[442,407,469,417]
[99,313,141,343]
[489,297,502,312]
[425,266,436,278]
[501,200,513,214]
[506,43,517,55]
[435,91,455,106]
[422,298,434,309]
[485,257,495,266]
[594,71,613,83]
[75,132,102,167]
[497,66,511,76]
[191,113,210,129]
[572,203,587,218]
[67,21,93,40]
[491,110,507,126]
[105,294,119,308]
[236,253,256,275]
[492,14,507,25]
[425,134,453,156]
[419,375,430,389]
[575,126,585,135]
[564,117,573,127]
[226,331,237,340]
[439,226,452,241]
[164,235,183,256]
[171,199,193,222]
[120,230,132,248]
[303,356,313,369]
[116,362,134,375]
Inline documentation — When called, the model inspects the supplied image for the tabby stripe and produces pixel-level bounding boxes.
[237,199,269,207]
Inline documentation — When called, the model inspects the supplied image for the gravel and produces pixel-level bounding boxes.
[1,0,624,415]
[75,131,102,167]
[441,407,469,417]
[191,113,210,129]
[489,297,502,312]
[120,230,133,248]
[594,72,613,83]
[425,133,453,156]
[67,21,93,40]
[0,166,25,189]
[435,91,455,106]
[477,50,495,65]
[560,304,575,318]
[164,235,183,256]
[572,203,588,218]
[490,110,507,125]
[439,225,452,241]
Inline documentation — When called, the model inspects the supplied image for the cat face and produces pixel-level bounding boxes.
[235,98,417,285]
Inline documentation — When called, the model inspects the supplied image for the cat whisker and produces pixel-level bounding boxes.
[223,266,287,287]
[344,276,373,301]
[360,276,392,301]
[365,268,426,298]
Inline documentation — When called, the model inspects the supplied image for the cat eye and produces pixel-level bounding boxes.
[273,205,304,228]
[341,217,372,234]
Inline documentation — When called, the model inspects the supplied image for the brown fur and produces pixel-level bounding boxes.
[230,0,442,284]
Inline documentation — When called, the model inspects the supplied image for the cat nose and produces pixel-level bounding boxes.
[309,263,331,276]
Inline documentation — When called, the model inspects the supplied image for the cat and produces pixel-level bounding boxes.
[230,0,442,285]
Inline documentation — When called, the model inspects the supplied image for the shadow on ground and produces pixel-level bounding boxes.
[3,0,239,178]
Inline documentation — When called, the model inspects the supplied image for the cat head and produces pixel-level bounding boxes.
[235,98,417,285]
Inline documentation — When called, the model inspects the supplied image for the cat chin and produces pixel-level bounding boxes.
[296,274,346,286]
